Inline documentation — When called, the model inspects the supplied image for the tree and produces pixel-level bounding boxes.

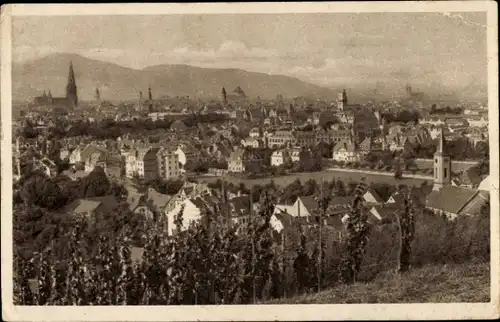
[81,167,110,198]
[397,188,416,273]
[303,179,318,196]
[339,181,370,284]
[394,162,403,180]
[293,222,310,294]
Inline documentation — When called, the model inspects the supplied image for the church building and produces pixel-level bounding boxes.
[32,61,78,109]
[425,128,489,219]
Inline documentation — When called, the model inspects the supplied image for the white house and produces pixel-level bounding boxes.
[466,116,488,128]
[271,150,291,167]
[241,138,260,148]
[363,188,385,205]
[165,198,207,236]
[249,127,260,138]
[332,140,362,163]
[68,146,82,164]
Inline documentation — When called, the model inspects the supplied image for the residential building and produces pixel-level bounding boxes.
[293,130,316,148]
[363,188,385,205]
[267,130,294,148]
[271,150,292,167]
[85,152,102,173]
[165,195,217,236]
[228,149,245,173]
[143,147,163,181]
[466,115,488,128]
[332,140,362,163]
[160,148,180,179]
[329,126,352,144]
[170,119,188,132]
[63,196,118,217]
[249,127,261,138]
[241,137,261,148]
[123,148,138,179]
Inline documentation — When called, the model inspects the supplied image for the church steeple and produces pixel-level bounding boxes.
[433,127,451,190]
[221,87,228,107]
[95,87,101,101]
[148,86,153,112]
[66,60,78,108]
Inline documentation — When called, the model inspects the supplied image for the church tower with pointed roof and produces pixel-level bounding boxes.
[433,127,452,190]
[66,61,78,108]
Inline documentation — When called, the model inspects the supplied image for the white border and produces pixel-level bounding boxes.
[1,2,499,321]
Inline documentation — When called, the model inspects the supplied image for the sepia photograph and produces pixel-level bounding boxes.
[1,2,498,321]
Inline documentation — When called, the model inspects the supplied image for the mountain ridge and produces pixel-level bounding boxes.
[12,53,338,102]
[12,53,487,103]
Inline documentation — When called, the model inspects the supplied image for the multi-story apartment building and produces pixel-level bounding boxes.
[293,130,316,148]
[143,147,181,181]
[160,148,180,179]
[267,130,294,148]
[124,147,149,179]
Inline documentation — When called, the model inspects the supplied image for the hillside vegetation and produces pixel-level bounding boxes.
[264,261,490,304]
[12,53,335,101]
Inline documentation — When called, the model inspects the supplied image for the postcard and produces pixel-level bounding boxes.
[1,2,498,321]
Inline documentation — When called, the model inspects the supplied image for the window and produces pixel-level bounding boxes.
[444,168,447,179]
[435,158,438,163]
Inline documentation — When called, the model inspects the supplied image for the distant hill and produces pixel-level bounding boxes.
[12,53,338,103]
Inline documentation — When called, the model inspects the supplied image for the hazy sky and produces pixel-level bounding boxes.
[12,13,487,90]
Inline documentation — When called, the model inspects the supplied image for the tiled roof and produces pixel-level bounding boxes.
[272,211,296,230]
[67,200,101,214]
[274,204,298,217]
[229,195,251,217]
[333,140,356,152]
[458,191,489,216]
[298,196,317,213]
[147,189,173,212]
[363,188,385,204]
[369,205,399,224]
[426,186,478,214]
[329,196,355,208]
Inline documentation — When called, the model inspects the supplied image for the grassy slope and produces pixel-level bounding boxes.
[264,262,490,304]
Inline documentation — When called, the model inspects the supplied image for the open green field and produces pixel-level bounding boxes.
[415,159,478,172]
[198,170,430,188]
[264,262,490,304]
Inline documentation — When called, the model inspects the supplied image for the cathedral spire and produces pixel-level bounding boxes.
[66,60,78,108]
[95,87,101,101]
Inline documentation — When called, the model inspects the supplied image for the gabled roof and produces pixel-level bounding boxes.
[274,204,298,217]
[363,188,384,204]
[272,211,296,230]
[147,189,173,212]
[297,196,317,213]
[329,196,355,208]
[67,199,101,214]
[333,140,356,153]
[458,190,489,216]
[426,186,478,214]
[229,195,251,217]
[369,205,399,224]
